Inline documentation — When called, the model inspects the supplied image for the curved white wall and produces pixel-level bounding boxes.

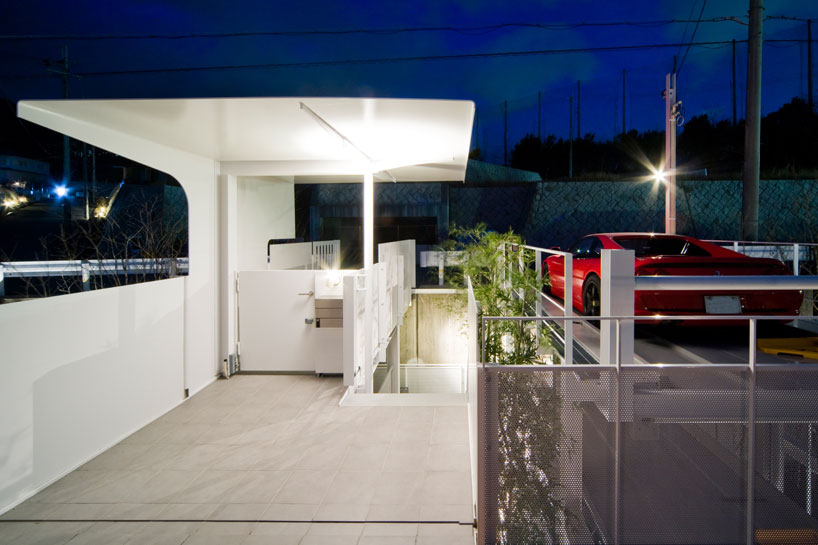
[18,102,220,394]
[0,279,186,514]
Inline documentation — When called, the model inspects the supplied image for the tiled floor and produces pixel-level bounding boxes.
[0,375,475,545]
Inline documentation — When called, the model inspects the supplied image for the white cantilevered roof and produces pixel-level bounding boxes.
[17,97,475,183]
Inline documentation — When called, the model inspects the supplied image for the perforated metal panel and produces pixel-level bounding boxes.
[476,365,818,545]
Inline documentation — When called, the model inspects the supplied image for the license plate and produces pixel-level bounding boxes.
[704,295,742,314]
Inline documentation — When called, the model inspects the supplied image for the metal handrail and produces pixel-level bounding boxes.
[0,257,189,277]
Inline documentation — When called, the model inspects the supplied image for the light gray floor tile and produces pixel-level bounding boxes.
[430,420,469,445]
[418,504,473,524]
[360,522,418,536]
[416,536,475,545]
[383,444,428,472]
[156,503,219,521]
[125,470,202,504]
[371,471,424,505]
[164,444,231,471]
[313,503,369,522]
[294,443,349,470]
[172,470,249,504]
[399,406,436,423]
[306,522,364,536]
[73,470,154,504]
[126,443,185,471]
[63,521,132,545]
[273,470,335,504]
[103,503,166,521]
[417,522,475,536]
[80,444,151,471]
[358,536,416,545]
[365,504,421,522]
[341,444,388,471]
[426,443,470,472]
[392,421,433,445]
[322,471,379,505]
[223,470,287,504]
[0,521,93,545]
[208,503,267,521]
[0,501,57,520]
[262,503,318,522]
[251,522,310,535]
[300,535,359,545]
[48,503,113,520]
[412,472,472,506]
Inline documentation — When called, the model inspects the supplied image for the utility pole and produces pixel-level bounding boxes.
[569,96,573,179]
[664,73,680,234]
[742,0,763,241]
[537,91,542,140]
[732,39,738,125]
[503,100,508,165]
[809,19,814,112]
[577,80,581,139]
[622,69,627,135]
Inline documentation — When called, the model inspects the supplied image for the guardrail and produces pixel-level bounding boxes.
[0,257,189,296]
[475,313,818,545]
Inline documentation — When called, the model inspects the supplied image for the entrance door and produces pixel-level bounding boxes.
[237,270,316,371]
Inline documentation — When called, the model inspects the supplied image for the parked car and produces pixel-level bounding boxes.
[543,233,803,321]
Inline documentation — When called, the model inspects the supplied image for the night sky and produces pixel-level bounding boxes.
[1,0,816,163]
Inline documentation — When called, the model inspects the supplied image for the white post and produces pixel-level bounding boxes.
[794,243,801,275]
[218,173,239,370]
[564,255,574,365]
[665,73,677,234]
[600,250,635,366]
[363,170,374,269]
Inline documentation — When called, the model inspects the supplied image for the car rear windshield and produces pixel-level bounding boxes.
[612,236,711,257]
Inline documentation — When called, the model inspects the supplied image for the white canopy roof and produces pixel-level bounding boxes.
[18,97,475,183]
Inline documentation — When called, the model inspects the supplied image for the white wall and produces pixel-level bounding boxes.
[0,279,185,514]
[237,176,295,271]
[18,103,220,395]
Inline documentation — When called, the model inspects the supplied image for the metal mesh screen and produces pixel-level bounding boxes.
[754,367,818,543]
[619,367,750,545]
[477,365,818,545]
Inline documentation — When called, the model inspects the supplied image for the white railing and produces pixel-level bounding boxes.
[0,258,188,296]
[312,240,341,270]
[344,240,415,393]
[707,239,818,275]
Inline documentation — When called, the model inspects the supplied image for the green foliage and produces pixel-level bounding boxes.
[440,223,569,544]
[498,372,566,544]
[440,223,549,365]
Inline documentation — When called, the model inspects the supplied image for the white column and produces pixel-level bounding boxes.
[363,170,374,268]
[600,249,635,366]
[218,173,238,372]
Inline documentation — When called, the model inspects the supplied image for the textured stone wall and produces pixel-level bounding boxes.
[308,179,818,248]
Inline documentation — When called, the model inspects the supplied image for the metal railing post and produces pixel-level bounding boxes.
[614,318,622,545]
[0,264,4,298]
[81,261,91,292]
[794,243,801,275]
[746,317,757,545]
[564,256,574,365]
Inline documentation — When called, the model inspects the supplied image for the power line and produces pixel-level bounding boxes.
[0,17,754,41]
[678,0,709,77]
[33,39,810,79]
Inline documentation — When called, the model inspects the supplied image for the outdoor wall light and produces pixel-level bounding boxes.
[325,270,342,287]
[54,185,67,198]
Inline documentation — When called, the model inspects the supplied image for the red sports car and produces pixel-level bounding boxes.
[543,233,803,320]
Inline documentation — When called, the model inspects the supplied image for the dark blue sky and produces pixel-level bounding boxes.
[1,0,815,163]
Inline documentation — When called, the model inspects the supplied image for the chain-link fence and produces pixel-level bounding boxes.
[476,359,818,544]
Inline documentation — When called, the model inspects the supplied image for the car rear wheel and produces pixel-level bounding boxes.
[583,275,601,317]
